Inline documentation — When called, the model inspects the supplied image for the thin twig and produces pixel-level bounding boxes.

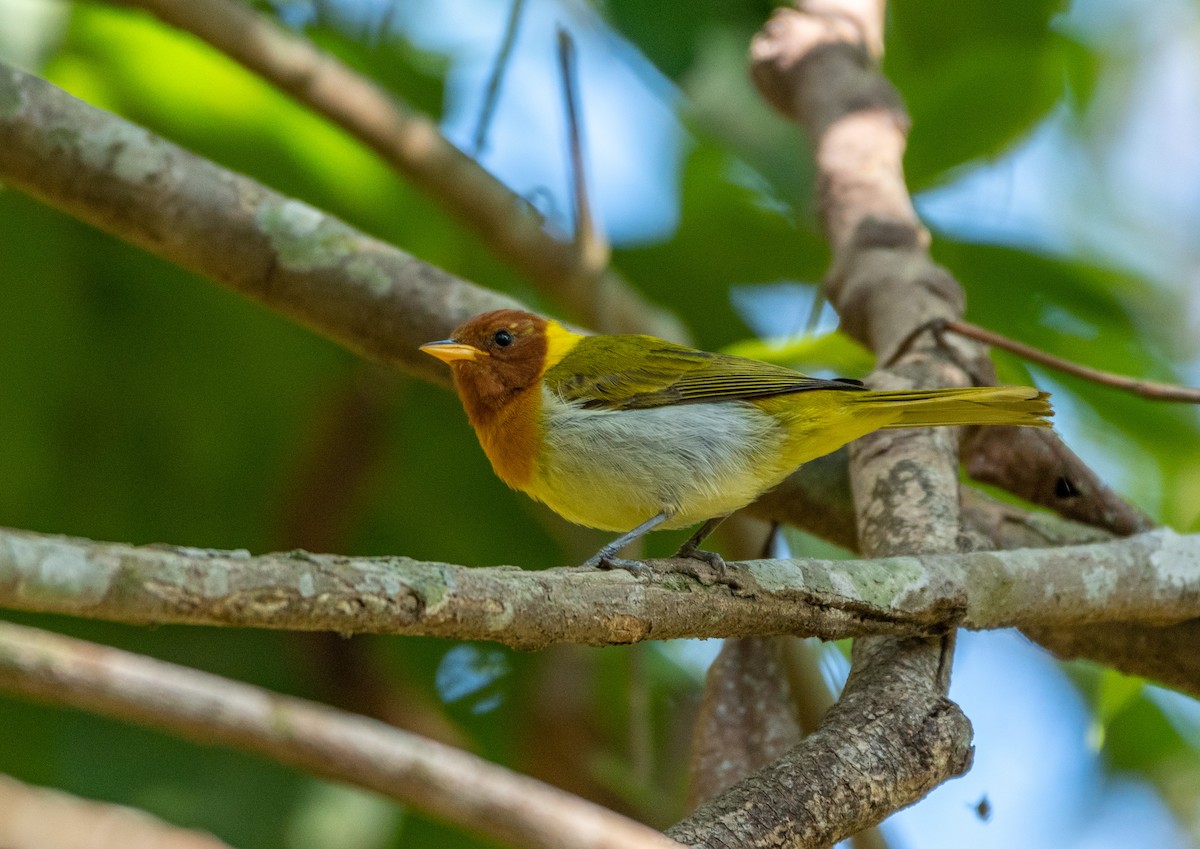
[556,27,610,277]
[945,318,1200,403]
[108,0,683,339]
[0,622,682,849]
[473,0,526,155]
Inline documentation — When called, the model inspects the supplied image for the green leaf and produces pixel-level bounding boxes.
[886,2,1092,185]
[722,330,874,376]
[600,1,775,80]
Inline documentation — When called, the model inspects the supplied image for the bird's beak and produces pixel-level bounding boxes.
[420,340,488,364]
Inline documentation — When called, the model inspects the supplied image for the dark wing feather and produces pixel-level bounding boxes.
[544,335,866,410]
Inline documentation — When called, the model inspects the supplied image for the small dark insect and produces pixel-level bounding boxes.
[973,795,993,822]
[1055,476,1079,498]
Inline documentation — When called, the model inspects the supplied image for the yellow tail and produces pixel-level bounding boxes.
[850,386,1053,429]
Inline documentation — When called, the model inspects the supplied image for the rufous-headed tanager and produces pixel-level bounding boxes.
[422,309,1052,573]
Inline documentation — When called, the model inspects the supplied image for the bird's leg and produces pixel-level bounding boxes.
[581,511,671,574]
[671,515,731,574]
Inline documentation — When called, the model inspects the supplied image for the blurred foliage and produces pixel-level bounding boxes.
[0,0,1198,848]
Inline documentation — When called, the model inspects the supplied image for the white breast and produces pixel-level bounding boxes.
[528,390,790,532]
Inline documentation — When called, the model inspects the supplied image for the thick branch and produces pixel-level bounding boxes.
[741,458,1200,697]
[669,637,972,847]
[750,6,1149,539]
[3,526,1198,649]
[0,60,520,386]
[685,639,803,812]
[965,426,1153,536]
[1027,620,1200,698]
[110,0,686,340]
[0,774,235,849]
[694,1,1012,842]
[0,621,682,849]
[740,4,979,842]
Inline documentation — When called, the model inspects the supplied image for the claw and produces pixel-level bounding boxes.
[673,545,727,575]
[580,552,650,575]
[670,544,749,592]
[598,556,652,575]
[680,547,726,573]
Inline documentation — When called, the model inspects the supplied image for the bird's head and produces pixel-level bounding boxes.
[421,309,572,423]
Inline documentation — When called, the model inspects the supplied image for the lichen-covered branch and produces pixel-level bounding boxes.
[670,637,973,847]
[682,1,1032,843]
[749,4,1149,539]
[3,525,1196,670]
[0,60,517,387]
[0,621,682,849]
[109,0,686,341]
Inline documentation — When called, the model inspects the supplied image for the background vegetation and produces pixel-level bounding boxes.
[0,0,1198,846]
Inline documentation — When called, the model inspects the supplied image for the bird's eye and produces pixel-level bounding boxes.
[493,329,514,348]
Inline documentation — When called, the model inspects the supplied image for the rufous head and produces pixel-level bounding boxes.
[421,310,551,422]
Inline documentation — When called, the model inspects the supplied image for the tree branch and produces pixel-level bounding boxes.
[681,0,1109,842]
[669,637,972,846]
[0,773,235,849]
[108,0,686,340]
[749,4,1150,540]
[0,60,519,386]
[685,638,803,811]
[472,0,526,155]
[1027,620,1200,698]
[711,3,980,841]
[0,621,683,849]
[944,318,1200,403]
[2,526,1197,649]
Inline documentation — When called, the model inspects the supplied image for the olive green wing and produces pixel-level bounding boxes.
[544,334,865,410]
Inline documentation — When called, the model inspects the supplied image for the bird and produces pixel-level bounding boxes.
[421,309,1052,575]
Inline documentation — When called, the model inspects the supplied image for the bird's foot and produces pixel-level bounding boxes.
[673,544,726,573]
[669,545,749,593]
[580,550,651,576]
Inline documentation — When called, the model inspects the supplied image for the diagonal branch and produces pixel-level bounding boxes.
[473,0,527,155]
[750,4,1150,540]
[0,60,517,386]
[944,319,1200,403]
[669,637,973,847]
[675,0,1054,843]
[0,621,683,849]
[108,0,686,340]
